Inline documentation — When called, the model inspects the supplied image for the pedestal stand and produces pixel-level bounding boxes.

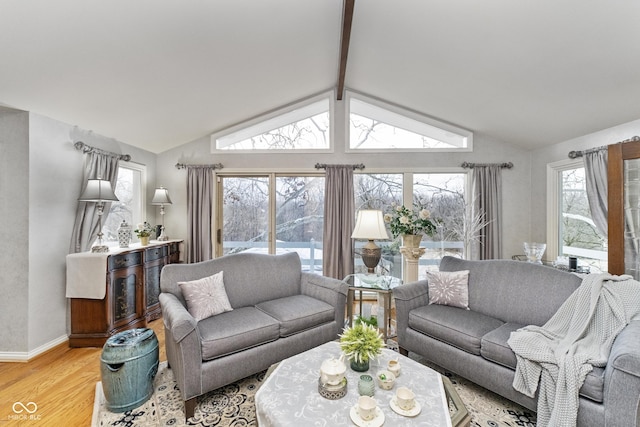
[400,246,426,283]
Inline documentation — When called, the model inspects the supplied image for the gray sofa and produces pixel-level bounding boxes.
[394,256,640,427]
[159,251,348,419]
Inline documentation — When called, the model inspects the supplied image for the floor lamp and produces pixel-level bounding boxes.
[351,210,389,274]
[79,178,119,253]
[152,186,173,241]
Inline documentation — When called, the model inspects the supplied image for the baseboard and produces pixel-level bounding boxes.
[0,334,68,362]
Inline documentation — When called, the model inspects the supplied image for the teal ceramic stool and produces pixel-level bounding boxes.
[100,328,159,413]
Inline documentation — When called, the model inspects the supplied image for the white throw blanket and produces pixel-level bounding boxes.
[507,273,640,427]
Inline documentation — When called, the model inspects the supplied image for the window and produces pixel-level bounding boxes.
[212,93,332,152]
[412,173,466,277]
[217,174,325,273]
[354,172,468,279]
[547,160,607,272]
[347,92,472,152]
[103,164,146,244]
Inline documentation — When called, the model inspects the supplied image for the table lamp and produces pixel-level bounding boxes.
[79,178,119,253]
[351,209,389,273]
[151,186,173,241]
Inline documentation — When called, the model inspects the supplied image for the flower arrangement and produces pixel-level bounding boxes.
[339,323,385,364]
[384,204,437,238]
[134,221,154,238]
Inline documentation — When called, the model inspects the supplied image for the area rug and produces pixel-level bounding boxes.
[93,358,536,427]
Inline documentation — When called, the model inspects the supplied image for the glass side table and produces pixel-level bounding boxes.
[343,273,403,341]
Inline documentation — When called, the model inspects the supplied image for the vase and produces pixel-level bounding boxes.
[350,358,369,372]
[358,374,375,396]
[402,234,423,248]
[117,220,131,248]
[140,236,150,246]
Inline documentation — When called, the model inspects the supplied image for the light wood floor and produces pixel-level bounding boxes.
[0,300,386,426]
[0,319,166,427]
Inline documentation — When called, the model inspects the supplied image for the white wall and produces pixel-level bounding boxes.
[157,100,532,260]
[0,109,30,353]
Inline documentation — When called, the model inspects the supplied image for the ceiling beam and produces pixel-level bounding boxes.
[336,0,355,101]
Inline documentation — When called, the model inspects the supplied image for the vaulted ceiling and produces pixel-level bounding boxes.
[1,0,639,153]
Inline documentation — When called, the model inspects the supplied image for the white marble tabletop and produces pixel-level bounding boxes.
[255,341,452,427]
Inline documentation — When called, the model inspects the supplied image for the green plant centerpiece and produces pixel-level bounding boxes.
[339,323,385,372]
[134,221,154,238]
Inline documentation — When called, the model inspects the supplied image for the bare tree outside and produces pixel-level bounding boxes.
[103,167,135,242]
[561,167,606,271]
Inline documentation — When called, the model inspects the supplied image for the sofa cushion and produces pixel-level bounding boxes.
[581,367,604,403]
[427,270,470,309]
[256,295,335,337]
[198,306,280,361]
[409,304,504,355]
[481,322,524,369]
[481,323,604,403]
[439,256,581,326]
[178,271,233,321]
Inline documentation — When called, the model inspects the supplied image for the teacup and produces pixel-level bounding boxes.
[396,386,416,411]
[357,395,377,421]
[387,359,400,377]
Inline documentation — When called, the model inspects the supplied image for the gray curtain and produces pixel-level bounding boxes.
[187,167,214,263]
[472,165,503,260]
[323,165,355,279]
[583,149,608,238]
[69,152,119,253]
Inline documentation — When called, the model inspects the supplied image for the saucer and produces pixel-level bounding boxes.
[389,397,421,417]
[349,405,385,427]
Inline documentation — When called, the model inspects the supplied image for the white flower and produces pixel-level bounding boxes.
[399,215,410,224]
[419,209,431,220]
[395,205,403,212]
[137,223,145,230]
[383,214,392,223]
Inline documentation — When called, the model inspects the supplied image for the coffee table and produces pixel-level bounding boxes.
[255,341,469,426]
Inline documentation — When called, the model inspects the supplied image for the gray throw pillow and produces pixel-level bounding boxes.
[179,271,233,321]
[426,270,470,309]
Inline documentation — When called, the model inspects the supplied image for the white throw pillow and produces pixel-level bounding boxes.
[179,271,233,321]
[426,270,470,310]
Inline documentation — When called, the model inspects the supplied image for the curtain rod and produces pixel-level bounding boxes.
[314,163,365,170]
[74,141,131,161]
[568,136,640,159]
[568,145,607,159]
[175,163,224,170]
[460,162,513,169]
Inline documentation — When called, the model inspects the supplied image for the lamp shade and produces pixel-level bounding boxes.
[351,210,389,240]
[151,187,172,205]
[78,179,119,202]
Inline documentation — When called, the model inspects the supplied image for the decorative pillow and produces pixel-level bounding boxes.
[178,271,233,321]
[426,270,470,309]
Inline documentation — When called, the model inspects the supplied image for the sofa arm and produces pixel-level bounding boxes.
[602,319,640,427]
[159,292,198,343]
[301,272,349,335]
[392,280,430,347]
[159,293,205,401]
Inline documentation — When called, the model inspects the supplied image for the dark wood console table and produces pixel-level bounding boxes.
[66,239,183,347]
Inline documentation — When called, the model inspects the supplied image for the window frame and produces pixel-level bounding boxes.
[345,91,473,153]
[103,162,147,246]
[210,91,335,154]
[546,158,608,270]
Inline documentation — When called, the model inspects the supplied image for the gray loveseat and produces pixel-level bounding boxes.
[159,251,348,419]
[394,256,640,427]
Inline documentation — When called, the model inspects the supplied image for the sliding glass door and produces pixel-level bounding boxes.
[218,176,270,255]
[217,174,325,273]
